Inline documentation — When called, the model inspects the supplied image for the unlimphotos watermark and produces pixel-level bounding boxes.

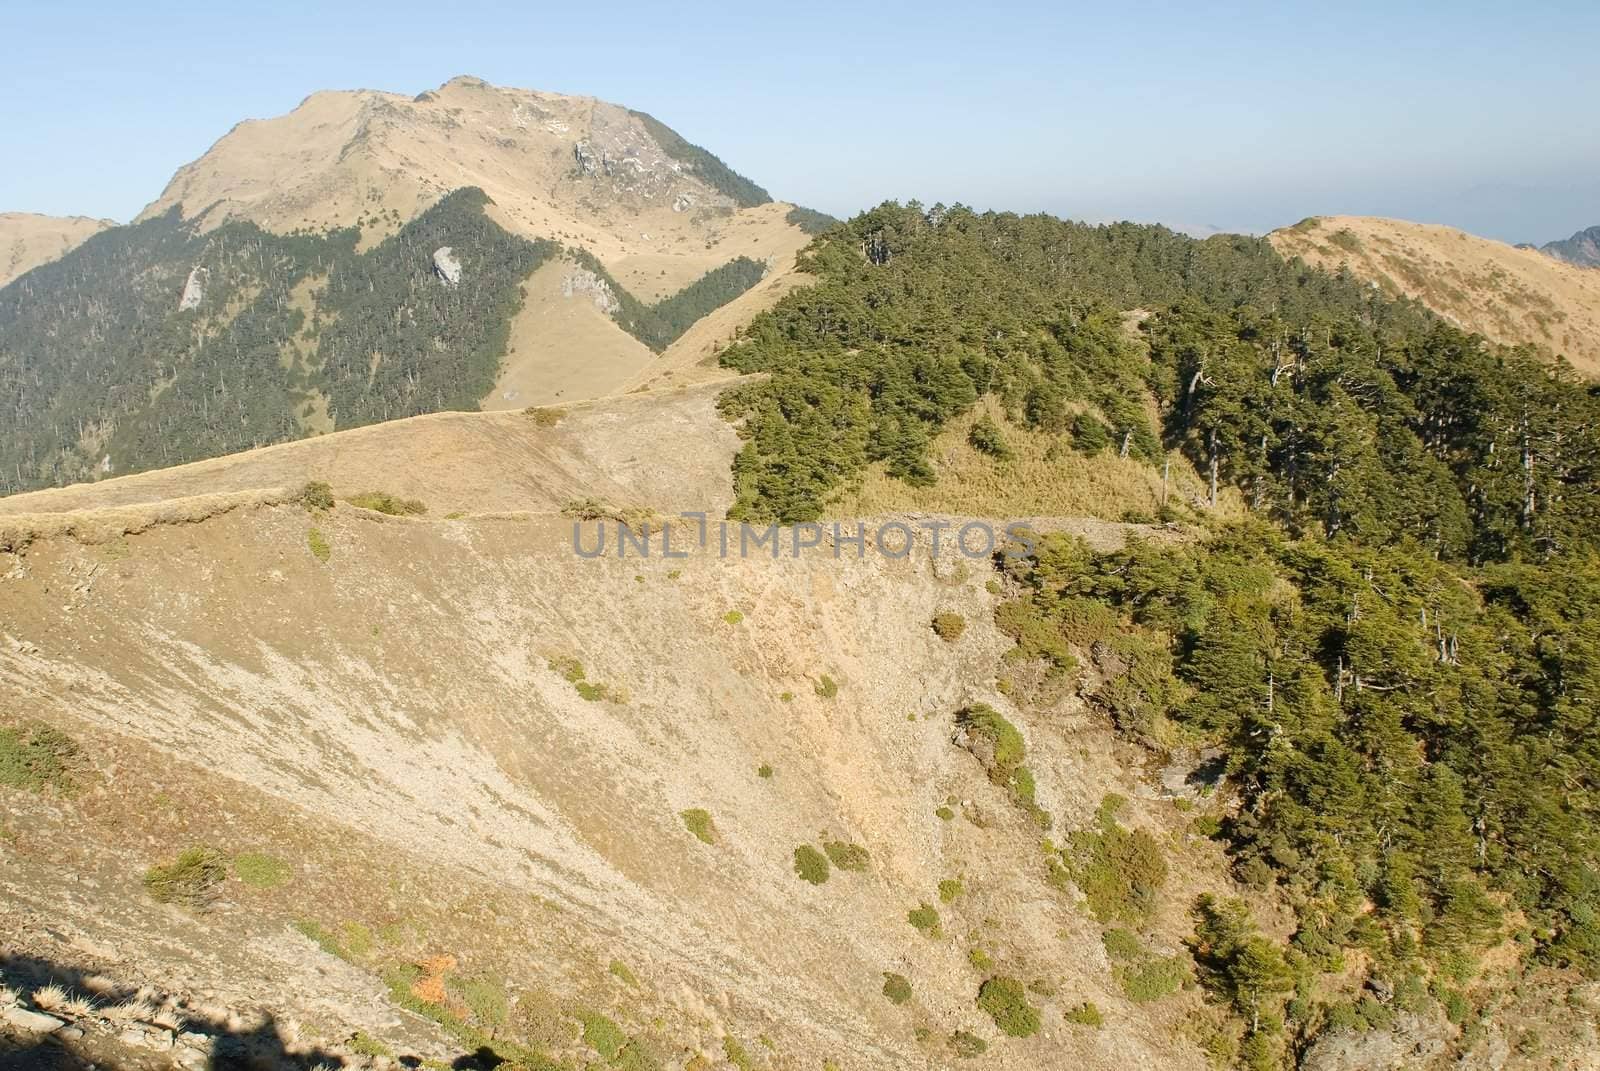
[571,514,1038,561]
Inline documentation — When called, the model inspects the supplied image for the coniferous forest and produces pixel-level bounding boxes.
[719,202,1600,1066]
[0,188,766,493]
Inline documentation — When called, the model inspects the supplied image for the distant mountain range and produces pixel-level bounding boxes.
[1540,224,1600,268]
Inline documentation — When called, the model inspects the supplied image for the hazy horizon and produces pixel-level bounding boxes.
[3,0,1596,245]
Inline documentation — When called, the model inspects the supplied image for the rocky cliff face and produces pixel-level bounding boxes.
[177,265,206,310]
[1541,224,1600,268]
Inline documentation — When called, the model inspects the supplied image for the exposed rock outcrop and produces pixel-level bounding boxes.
[432,246,462,286]
[178,266,207,310]
[560,266,619,314]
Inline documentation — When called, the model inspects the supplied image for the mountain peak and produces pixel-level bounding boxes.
[136,77,778,277]
[1542,224,1600,268]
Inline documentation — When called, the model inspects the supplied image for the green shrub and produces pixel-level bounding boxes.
[1071,412,1110,454]
[813,674,838,699]
[936,806,955,821]
[908,903,942,938]
[949,1031,988,1058]
[307,527,331,562]
[1065,1001,1103,1027]
[881,972,912,1005]
[298,480,335,511]
[1102,927,1144,961]
[345,491,427,516]
[1115,953,1188,1002]
[977,976,1041,1038]
[232,851,291,889]
[681,809,717,845]
[932,612,967,642]
[527,406,565,426]
[0,722,79,794]
[968,948,993,971]
[823,841,870,872]
[575,681,609,702]
[757,763,774,779]
[939,878,964,903]
[143,847,226,909]
[1064,798,1167,922]
[957,703,1024,774]
[968,414,1013,459]
[579,1011,626,1060]
[722,609,744,624]
[794,844,831,884]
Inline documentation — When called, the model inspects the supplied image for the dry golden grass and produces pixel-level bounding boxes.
[0,212,115,287]
[826,400,1243,521]
[481,259,655,411]
[1269,215,1600,378]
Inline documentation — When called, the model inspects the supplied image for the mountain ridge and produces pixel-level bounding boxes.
[1267,213,1600,376]
[0,77,814,494]
[0,211,117,287]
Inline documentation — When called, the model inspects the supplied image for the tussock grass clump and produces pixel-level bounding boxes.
[722,1035,754,1070]
[525,406,565,426]
[757,763,774,779]
[307,527,331,562]
[349,1032,393,1058]
[143,846,226,909]
[344,491,427,516]
[722,609,744,624]
[0,722,79,794]
[939,878,964,902]
[451,976,508,1033]
[1066,1001,1104,1027]
[932,612,966,642]
[881,972,912,1005]
[608,959,638,987]
[823,840,870,872]
[793,844,831,884]
[949,1030,987,1058]
[293,919,346,959]
[548,656,621,703]
[561,498,657,532]
[813,674,838,699]
[298,480,335,511]
[681,808,718,845]
[232,851,291,889]
[977,976,1041,1038]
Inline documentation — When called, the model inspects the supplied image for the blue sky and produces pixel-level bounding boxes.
[3,0,1595,242]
